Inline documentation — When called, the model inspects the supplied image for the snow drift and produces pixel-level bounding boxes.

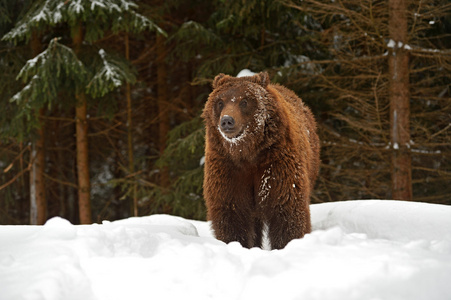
[1,200,450,300]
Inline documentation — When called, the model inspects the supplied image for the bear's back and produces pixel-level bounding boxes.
[270,84,305,115]
[269,83,320,187]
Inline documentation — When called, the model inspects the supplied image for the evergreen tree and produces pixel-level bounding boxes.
[1,0,40,224]
[2,0,163,224]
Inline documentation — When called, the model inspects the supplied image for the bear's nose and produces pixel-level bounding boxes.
[220,115,235,131]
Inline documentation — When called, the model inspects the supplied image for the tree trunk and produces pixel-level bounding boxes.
[75,95,92,223]
[72,23,92,224]
[156,33,170,188]
[388,0,412,200]
[30,110,46,225]
[125,33,138,216]
[29,32,46,225]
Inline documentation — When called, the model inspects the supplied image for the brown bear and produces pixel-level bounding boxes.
[202,72,320,250]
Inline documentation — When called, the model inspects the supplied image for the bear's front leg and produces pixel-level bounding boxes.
[258,155,312,249]
[209,203,255,248]
[266,203,311,249]
[204,155,259,248]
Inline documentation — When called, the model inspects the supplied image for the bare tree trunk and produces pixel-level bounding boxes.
[29,32,46,225]
[30,111,46,225]
[72,23,92,224]
[388,0,412,200]
[75,97,92,223]
[156,33,170,188]
[125,33,138,216]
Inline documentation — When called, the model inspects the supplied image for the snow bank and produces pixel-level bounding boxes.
[1,200,450,300]
[313,200,451,242]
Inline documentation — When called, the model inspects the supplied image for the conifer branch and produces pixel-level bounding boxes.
[86,49,136,98]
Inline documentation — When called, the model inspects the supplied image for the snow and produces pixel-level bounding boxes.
[217,124,248,145]
[98,49,122,87]
[237,69,256,77]
[386,39,444,53]
[90,0,107,10]
[1,200,451,300]
[258,165,272,204]
[387,39,397,49]
[68,0,85,15]
[387,39,411,50]
[199,156,205,166]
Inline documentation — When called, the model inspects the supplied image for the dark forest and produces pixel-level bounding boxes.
[0,0,450,225]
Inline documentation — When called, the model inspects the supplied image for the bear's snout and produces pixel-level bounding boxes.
[220,115,235,132]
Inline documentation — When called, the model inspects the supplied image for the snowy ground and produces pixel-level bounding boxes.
[1,200,451,300]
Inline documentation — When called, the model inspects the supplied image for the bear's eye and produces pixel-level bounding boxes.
[239,99,248,109]
[217,101,224,111]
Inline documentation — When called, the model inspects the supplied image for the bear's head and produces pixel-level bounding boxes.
[203,72,279,162]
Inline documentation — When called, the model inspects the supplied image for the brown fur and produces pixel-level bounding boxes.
[202,72,320,249]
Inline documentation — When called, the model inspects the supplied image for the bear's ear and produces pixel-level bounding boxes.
[249,72,270,88]
[212,73,229,89]
[254,72,270,88]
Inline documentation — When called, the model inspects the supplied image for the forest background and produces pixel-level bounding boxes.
[0,0,450,225]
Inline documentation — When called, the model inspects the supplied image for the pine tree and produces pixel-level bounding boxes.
[1,0,46,224]
[284,0,451,203]
[172,0,308,81]
[3,0,163,224]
